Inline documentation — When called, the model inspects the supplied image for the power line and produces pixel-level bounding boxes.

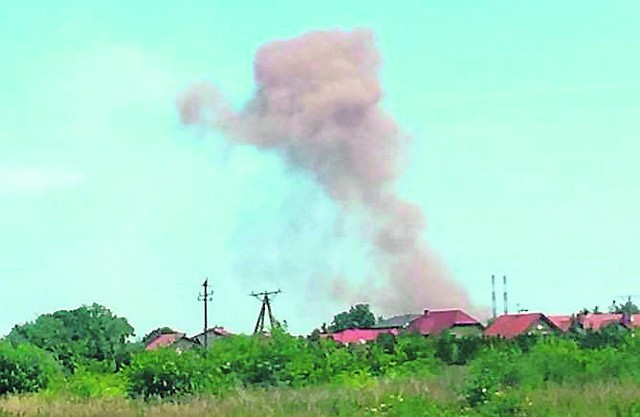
[250,289,281,334]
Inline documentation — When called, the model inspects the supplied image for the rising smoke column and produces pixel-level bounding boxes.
[177,29,473,314]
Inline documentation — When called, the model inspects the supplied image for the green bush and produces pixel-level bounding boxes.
[464,347,523,406]
[124,348,225,398]
[66,369,127,398]
[0,342,61,395]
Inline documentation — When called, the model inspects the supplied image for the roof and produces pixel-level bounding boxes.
[193,326,232,338]
[407,309,482,336]
[326,328,399,344]
[484,313,559,339]
[145,332,187,350]
[372,314,420,329]
[581,313,624,330]
[548,315,573,332]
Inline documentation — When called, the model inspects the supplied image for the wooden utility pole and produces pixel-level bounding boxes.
[250,289,281,334]
[198,279,214,348]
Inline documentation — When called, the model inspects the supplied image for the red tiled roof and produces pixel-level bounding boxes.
[581,313,624,330]
[326,328,399,344]
[484,313,558,339]
[145,332,186,350]
[407,309,482,336]
[548,315,573,332]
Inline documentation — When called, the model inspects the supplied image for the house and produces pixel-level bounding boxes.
[624,314,640,329]
[192,326,232,347]
[546,313,640,334]
[548,315,573,332]
[573,313,640,332]
[406,309,484,337]
[581,313,622,331]
[323,328,399,344]
[484,313,560,339]
[372,314,420,330]
[145,332,199,352]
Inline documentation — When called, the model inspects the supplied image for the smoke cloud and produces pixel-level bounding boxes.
[177,29,474,315]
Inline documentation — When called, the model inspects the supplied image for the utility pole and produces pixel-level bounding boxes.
[198,279,214,349]
[250,289,282,334]
[491,275,497,319]
[503,275,508,315]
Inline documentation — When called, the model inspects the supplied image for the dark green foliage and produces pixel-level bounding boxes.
[463,331,640,412]
[6,304,135,372]
[610,299,639,315]
[0,342,61,395]
[572,325,630,350]
[4,302,640,413]
[141,327,177,346]
[330,304,377,332]
[125,348,225,399]
[123,328,443,398]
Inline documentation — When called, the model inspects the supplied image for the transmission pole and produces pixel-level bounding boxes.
[198,278,214,348]
[250,289,282,334]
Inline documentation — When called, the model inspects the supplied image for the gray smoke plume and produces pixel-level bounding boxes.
[177,29,474,315]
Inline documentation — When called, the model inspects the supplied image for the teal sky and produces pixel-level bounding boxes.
[2,1,639,337]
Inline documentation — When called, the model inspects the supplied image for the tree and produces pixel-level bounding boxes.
[0,342,61,395]
[6,303,134,372]
[609,299,640,315]
[142,327,177,346]
[329,304,376,332]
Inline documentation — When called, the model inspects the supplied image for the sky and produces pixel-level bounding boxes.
[1,1,639,337]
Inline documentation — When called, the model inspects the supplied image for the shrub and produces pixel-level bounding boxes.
[519,338,584,387]
[464,347,523,406]
[0,342,61,395]
[124,348,224,398]
[66,369,127,398]
[393,334,437,363]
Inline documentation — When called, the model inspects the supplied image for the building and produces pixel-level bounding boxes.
[192,326,232,347]
[145,332,199,352]
[548,315,573,332]
[324,327,399,344]
[406,309,484,337]
[578,313,630,331]
[484,313,560,339]
[372,313,420,330]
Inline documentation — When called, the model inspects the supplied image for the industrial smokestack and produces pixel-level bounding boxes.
[503,275,508,315]
[491,275,497,319]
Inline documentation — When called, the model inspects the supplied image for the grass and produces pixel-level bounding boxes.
[525,381,640,417]
[1,372,639,417]
[0,373,462,417]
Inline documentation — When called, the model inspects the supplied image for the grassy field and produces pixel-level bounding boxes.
[1,374,640,417]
